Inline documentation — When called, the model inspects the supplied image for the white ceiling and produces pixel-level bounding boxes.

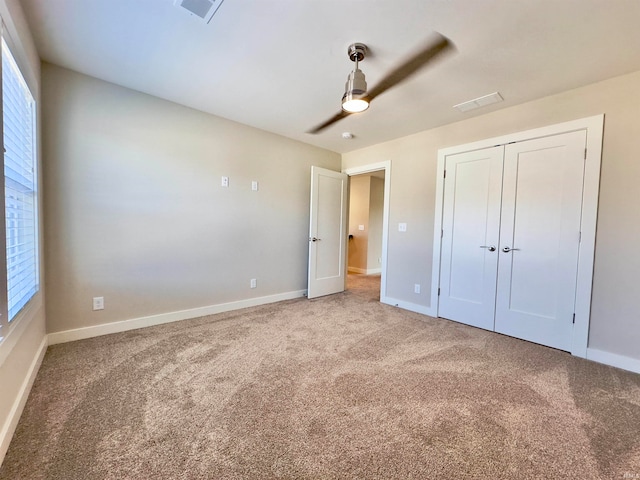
[20,0,640,154]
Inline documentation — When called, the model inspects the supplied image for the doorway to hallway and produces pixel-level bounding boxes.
[347,171,385,276]
[344,160,390,301]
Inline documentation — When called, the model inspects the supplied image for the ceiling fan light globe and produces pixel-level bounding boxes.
[342,97,369,113]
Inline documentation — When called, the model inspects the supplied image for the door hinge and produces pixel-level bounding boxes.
[578,231,582,243]
[443,170,446,178]
[573,313,576,324]
[584,148,587,160]
[438,287,441,296]
[441,229,444,238]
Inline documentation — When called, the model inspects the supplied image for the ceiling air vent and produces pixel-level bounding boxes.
[174,0,225,23]
[453,92,503,113]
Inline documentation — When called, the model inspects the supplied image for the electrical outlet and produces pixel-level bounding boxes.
[414,284,421,294]
[399,223,407,232]
[221,176,229,187]
[92,296,104,311]
[250,278,257,289]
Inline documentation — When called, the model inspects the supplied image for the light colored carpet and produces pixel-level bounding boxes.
[2,274,640,479]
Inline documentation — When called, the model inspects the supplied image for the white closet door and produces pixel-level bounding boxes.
[438,146,503,330]
[494,131,587,350]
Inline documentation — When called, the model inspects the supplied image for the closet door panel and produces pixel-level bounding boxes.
[438,146,503,330]
[495,131,586,350]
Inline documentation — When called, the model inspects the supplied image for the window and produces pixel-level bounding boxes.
[0,37,38,335]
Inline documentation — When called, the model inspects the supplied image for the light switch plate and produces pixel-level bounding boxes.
[398,223,407,232]
[92,296,104,311]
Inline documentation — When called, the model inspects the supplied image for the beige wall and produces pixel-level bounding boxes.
[42,64,341,334]
[342,69,640,362]
[367,177,384,271]
[0,0,47,465]
[348,175,370,271]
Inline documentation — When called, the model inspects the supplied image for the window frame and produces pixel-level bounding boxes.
[0,23,42,365]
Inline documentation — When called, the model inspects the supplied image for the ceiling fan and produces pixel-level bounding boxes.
[308,33,455,134]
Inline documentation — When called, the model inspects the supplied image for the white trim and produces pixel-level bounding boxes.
[0,297,42,367]
[0,10,39,100]
[430,152,447,315]
[343,160,391,303]
[571,117,605,358]
[431,115,604,357]
[586,348,640,375]
[437,115,603,157]
[0,335,47,465]
[348,267,381,275]
[381,296,436,317]
[48,290,307,345]
[348,267,367,274]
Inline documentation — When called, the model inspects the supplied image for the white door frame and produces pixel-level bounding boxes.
[343,160,391,302]
[430,115,604,358]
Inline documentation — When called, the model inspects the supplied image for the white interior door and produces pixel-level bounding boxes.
[494,131,587,350]
[307,166,348,299]
[438,146,504,330]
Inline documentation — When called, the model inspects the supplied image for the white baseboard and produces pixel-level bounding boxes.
[381,296,436,317]
[0,335,47,466]
[48,290,307,345]
[348,267,382,275]
[586,348,640,374]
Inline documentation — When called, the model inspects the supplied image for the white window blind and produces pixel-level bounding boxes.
[2,37,38,322]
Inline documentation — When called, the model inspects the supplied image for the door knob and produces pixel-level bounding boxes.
[310,237,321,242]
[502,246,520,253]
[480,245,496,252]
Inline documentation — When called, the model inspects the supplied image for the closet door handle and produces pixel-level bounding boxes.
[480,245,496,252]
[502,246,520,253]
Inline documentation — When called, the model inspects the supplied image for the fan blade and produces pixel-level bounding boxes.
[365,33,454,103]
[307,110,352,134]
